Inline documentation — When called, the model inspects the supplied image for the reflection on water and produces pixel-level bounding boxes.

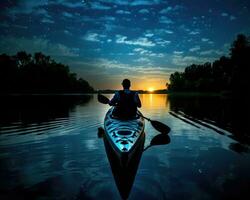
[140,93,169,110]
[0,95,93,125]
[168,94,250,149]
[0,94,250,200]
[102,133,145,200]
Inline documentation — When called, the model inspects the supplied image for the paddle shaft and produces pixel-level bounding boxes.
[137,113,151,121]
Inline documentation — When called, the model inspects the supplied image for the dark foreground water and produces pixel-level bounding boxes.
[0,94,250,200]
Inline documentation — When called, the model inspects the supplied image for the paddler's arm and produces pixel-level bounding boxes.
[134,92,141,108]
[109,91,119,106]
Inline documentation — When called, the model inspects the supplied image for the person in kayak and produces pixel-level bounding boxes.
[109,79,141,119]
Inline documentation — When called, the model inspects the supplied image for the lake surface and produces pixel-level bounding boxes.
[0,94,250,200]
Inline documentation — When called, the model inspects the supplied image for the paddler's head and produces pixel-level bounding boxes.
[122,79,131,89]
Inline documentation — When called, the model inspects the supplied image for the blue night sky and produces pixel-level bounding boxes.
[1,0,250,90]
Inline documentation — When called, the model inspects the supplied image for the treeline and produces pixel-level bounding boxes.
[168,34,250,94]
[0,52,94,93]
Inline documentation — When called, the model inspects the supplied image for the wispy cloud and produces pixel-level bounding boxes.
[0,36,79,57]
[144,33,154,37]
[116,35,155,47]
[201,38,209,42]
[165,30,174,34]
[172,55,213,66]
[155,39,171,46]
[189,46,201,52]
[64,30,72,36]
[83,33,106,42]
[173,51,183,55]
[99,0,161,6]
[62,12,74,18]
[131,0,161,6]
[90,2,111,10]
[41,18,55,24]
[116,10,131,14]
[133,48,164,57]
[134,57,150,63]
[221,12,229,17]
[159,5,184,14]
[189,31,200,35]
[230,15,236,20]
[139,9,150,14]
[159,16,174,24]
[220,12,237,21]
[159,7,173,14]
[200,49,224,56]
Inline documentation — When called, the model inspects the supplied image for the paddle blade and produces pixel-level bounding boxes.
[150,134,170,146]
[151,120,171,134]
[98,94,110,104]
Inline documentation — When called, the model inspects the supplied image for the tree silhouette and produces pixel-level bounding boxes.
[0,52,94,94]
[168,34,250,94]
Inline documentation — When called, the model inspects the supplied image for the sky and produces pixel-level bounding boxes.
[1,0,250,90]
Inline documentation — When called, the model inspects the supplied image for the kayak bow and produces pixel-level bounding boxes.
[104,107,145,164]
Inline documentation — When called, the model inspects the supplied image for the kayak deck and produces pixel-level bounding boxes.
[104,107,145,154]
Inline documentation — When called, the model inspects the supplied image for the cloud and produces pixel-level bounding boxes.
[99,0,161,6]
[133,48,164,57]
[220,13,237,21]
[159,7,173,14]
[83,33,106,42]
[172,55,213,66]
[145,33,154,37]
[100,16,116,21]
[58,1,84,8]
[116,10,131,14]
[173,51,183,55]
[155,39,171,46]
[189,46,200,52]
[200,49,224,56]
[139,9,150,14]
[90,2,111,10]
[6,1,46,15]
[64,30,72,36]
[131,0,161,6]
[201,38,209,42]
[230,15,236,20]
[0,36,79,57]
[159,16,174,24]
[41,18,55,24]
[189,31,200,35]
[165,30,174,34]
[159,5,183,14]
[152,29,171,35]
[116,35,155,47]
[148,53,164,57]
[221,12,229,17]
[62,12,74,18]
[134,57,150,63]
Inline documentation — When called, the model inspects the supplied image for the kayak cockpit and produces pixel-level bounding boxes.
[104,107,145,154]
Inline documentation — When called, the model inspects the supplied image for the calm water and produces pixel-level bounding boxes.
[0,94,250,200]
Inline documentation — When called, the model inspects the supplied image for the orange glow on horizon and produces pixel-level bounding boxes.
[95,78,169,91]
[131,80,168,91]
[148,87,155,92]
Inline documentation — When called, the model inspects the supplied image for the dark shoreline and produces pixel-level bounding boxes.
[0,91,231,96]
[0,93,94,96]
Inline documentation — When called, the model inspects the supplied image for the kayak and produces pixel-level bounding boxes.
[104,107,145,164]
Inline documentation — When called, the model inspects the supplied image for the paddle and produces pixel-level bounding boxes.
[143,133,171,151]
[97,93,171,134]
